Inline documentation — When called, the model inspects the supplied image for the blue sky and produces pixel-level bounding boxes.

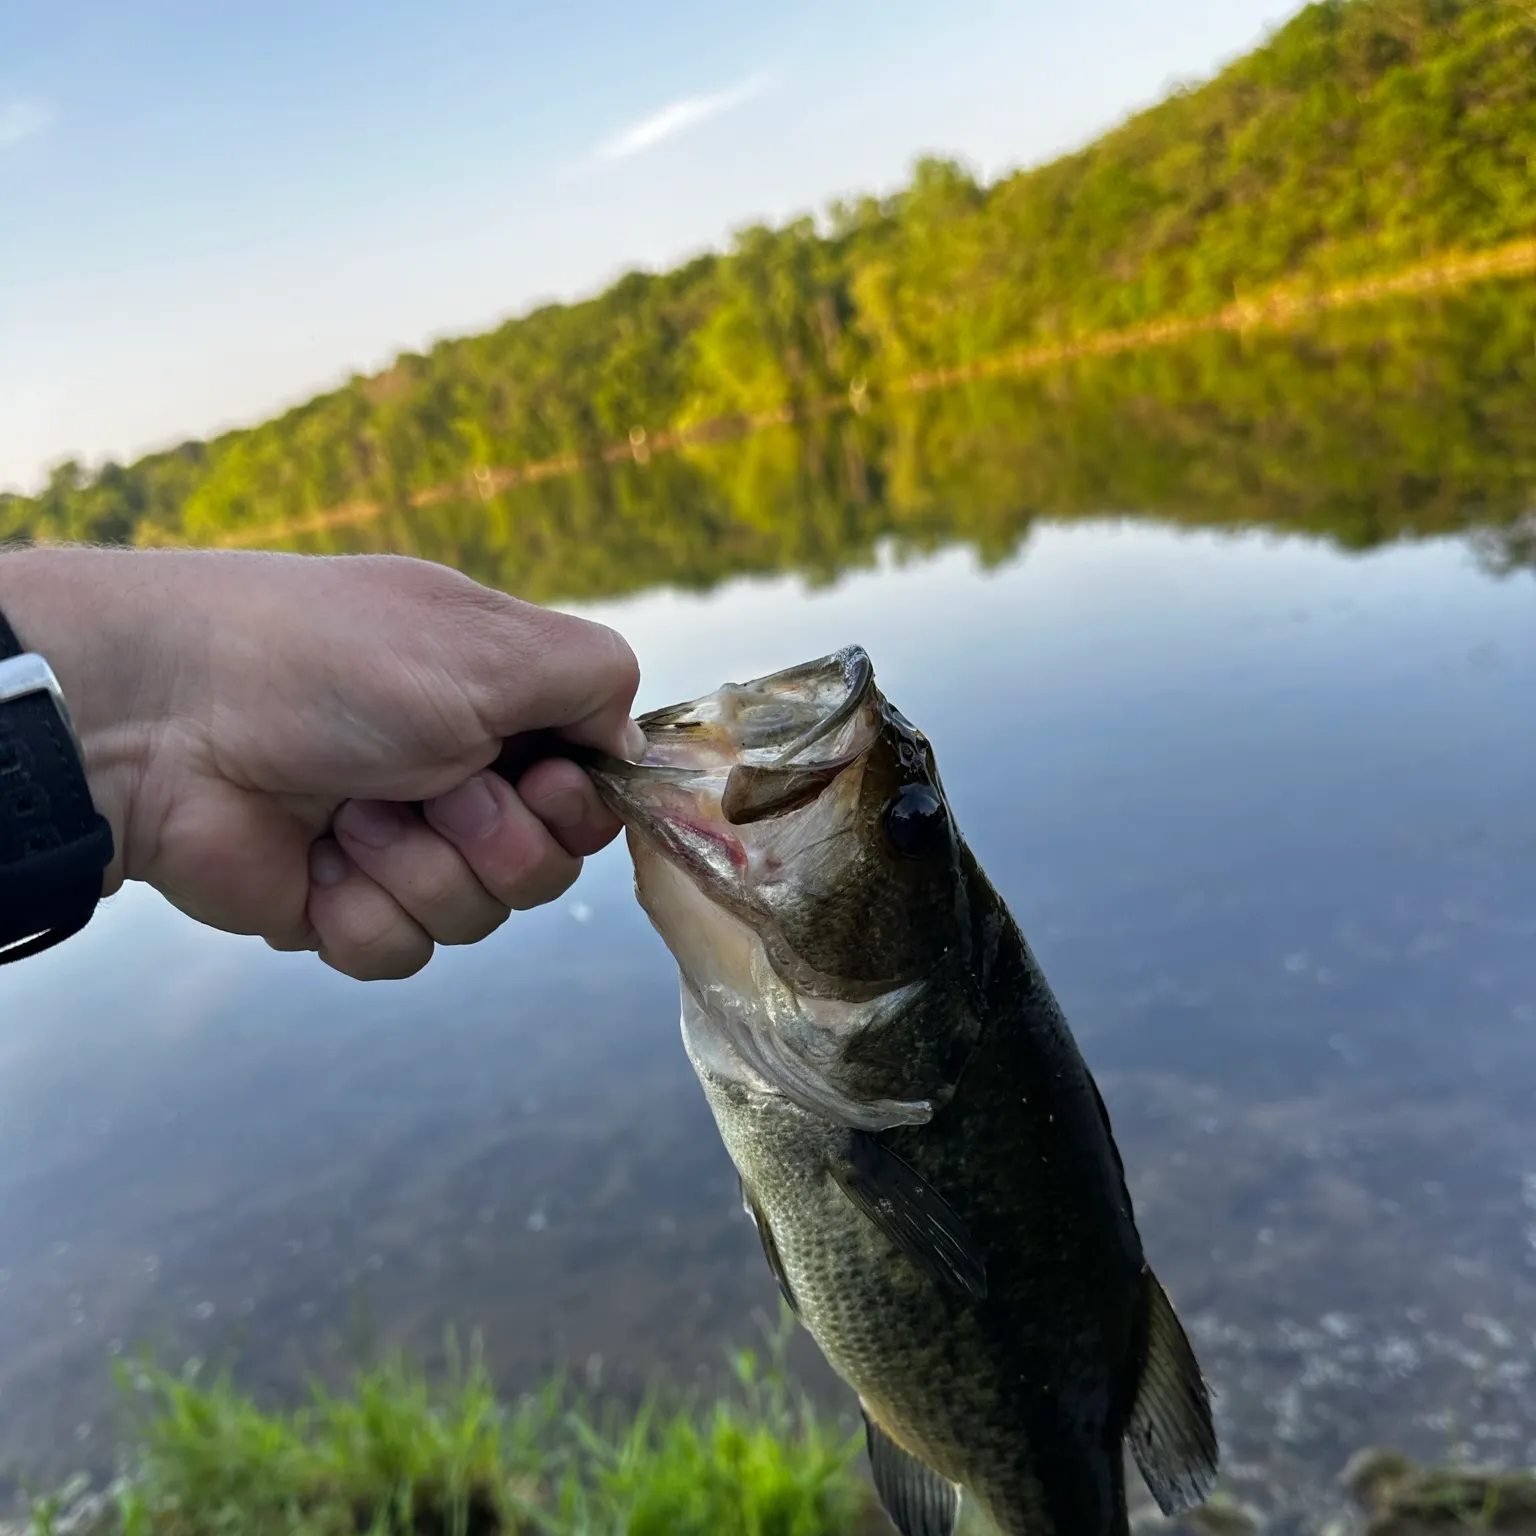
[0,0,1296,492]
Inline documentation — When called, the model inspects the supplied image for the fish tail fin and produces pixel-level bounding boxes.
[1125,1266,1219,1515]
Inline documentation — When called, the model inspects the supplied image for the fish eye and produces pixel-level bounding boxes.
[883,782,949,860]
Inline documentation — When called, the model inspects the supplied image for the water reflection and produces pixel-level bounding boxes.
[268,280,1536,601]
[2,419,1535,1521]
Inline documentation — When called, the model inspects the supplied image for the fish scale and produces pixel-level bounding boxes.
[590,646,1219,1536]
[694,905,1140,1535]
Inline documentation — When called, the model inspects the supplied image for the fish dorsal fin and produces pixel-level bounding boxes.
[739,1178,799,1318]
[832,1131,987,1300]
[862,1405,960,1536]
[1126,1268,1219,1515]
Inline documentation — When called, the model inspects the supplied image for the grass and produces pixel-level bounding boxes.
[22,1324,1536,1536]
[1341,1447,1536,1534]
[1363,1467,1536,1533]
[23,1312,876,1536]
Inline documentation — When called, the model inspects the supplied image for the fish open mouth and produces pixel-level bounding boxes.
[584,645,882,904]
[590,645,879,823]
[631,645,876,780]
[586,646,940,1132]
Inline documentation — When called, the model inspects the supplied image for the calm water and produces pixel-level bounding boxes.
[3,346,1536,1527]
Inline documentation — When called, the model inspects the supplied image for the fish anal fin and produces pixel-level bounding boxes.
[1127,1267,1219,1515]
[833,1131,987,1301]
[862,1404,959,1536]
[739,1178,799,1318]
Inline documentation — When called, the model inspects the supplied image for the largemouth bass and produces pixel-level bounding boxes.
[584,646,1218,1536]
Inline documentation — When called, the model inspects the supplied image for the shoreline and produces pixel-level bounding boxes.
[127,234,1536,556]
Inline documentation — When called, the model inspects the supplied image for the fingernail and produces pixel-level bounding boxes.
[309,841,351,888]
[621,720,649,763]
[528,786,584,830]
[336,800,407,850]
[427,774,500,841]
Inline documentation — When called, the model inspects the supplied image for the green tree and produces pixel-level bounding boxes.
[7,0,1536,544]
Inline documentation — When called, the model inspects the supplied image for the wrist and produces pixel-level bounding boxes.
[0,547,178,895]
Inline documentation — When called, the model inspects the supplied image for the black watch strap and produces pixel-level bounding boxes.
[0,607,115,965]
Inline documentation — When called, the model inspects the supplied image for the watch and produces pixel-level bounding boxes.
[0,605,115,964]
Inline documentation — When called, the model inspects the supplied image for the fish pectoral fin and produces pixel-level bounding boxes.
[740,1178,799,1319]
[862,1405,960,1536]
[832,1131,987,1300]
[1126,1267,1219,1516]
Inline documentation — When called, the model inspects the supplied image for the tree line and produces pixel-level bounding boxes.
[4,0,1535,550]
[242,279,1536,602]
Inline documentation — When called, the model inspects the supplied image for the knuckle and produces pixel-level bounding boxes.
[408,853,473,914]
[493,843,566,906]
[443,906,510,947]
[326,895,432,980]
[346,901,400,956]
[265,929,318,954]
[596,621,641,697]
[508,856,580,912]
[263,909,320,953]
[427,567,525,629]
[460,820,551,903]
[526,605,638,689]
[377,945,432,981]
[353,932,433,980]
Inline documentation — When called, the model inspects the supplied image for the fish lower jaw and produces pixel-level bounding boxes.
[663,811,747,870]
[626,813,746,895]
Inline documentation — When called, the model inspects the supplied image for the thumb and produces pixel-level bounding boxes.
[460,596,645,760]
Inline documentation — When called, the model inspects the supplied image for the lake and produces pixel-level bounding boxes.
[1,287,1534,1530]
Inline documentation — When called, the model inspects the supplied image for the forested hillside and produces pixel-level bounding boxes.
[5,0,1534,546]
[243,283,1536,599]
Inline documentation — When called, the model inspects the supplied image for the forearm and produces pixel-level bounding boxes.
[0,547,174,895]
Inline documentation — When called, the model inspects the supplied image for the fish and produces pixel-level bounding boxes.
[580,645,1219,1536]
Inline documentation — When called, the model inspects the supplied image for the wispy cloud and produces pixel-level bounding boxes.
[593,73,769,163]
[0,97,53,152]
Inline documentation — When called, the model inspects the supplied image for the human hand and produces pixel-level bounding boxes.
[0,548,643,979]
